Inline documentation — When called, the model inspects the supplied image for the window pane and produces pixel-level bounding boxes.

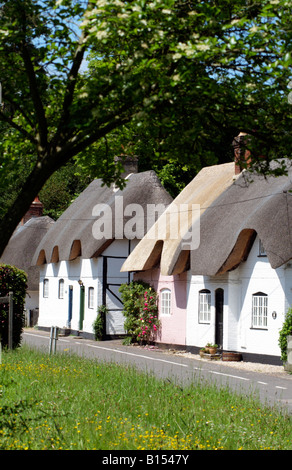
[58,279,64,299]
[161,289,171,315]
[199,290,211,323]
[43,279,49,298]
[252,294,268,328]
[88,287,94,309]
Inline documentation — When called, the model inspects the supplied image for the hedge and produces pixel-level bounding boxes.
[0,264,27,349]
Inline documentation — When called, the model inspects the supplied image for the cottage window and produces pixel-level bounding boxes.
[58,279,64,299]
[160,288,171,315]
[43,279,49,298]
[258,239,267,257]
[199,289,211,323]
[88,287,95,309]
[252,292,268,328]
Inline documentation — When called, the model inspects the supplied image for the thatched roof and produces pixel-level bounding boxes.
[191,160,292,276]
[122,160,292,277]
[121,162,236,275]
[33,171,173,265]
[0,216,55,290]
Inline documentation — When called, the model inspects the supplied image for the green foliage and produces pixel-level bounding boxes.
[0,0,291,255]
[39,162,90,220]
[93,305,108,341]
[278,308,292,362]
[0,264,27,349]
[119,280,159,344]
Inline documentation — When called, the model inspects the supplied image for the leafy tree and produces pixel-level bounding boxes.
[39,161,91,219]
[0,0,291,255]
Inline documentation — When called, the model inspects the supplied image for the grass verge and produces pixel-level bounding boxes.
[0,345,291,450]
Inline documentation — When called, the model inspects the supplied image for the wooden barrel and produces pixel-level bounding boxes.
[222,351,242,362]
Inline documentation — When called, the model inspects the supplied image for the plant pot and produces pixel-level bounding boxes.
[222,352,242,362]
[208,347,217,355]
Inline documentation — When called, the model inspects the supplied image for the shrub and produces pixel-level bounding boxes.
[93,305,108,341]
[278,308,292,362]
[0,264,27,349]
[119,280,160,344]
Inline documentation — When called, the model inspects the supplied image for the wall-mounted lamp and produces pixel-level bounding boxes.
[78,279,84,286]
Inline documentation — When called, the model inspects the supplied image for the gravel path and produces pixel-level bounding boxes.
[162,349,288,376]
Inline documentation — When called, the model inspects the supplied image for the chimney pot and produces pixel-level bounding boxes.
[22,196,43,225]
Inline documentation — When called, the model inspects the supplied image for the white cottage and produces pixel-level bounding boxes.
[122,156,292,364]
[33,170,172,337]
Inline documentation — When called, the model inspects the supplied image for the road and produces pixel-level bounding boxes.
[22,328,292,415]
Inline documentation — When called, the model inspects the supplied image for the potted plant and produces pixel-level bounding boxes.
[208,343,218,354]
[205,343,218,354]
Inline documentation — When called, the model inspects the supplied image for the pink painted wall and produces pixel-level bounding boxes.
[134,268,187,346]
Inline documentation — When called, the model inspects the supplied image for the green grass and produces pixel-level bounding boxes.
[0,345,291,450]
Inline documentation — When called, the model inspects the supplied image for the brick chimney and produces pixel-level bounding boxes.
[21,196,43,225]
[114,155,139,178]
[232,133,252,175]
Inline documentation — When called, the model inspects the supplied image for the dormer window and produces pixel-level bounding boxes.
[258,239,266,257]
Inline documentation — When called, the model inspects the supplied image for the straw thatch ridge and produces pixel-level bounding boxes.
[33,171,173,266]
[0,216,55,290]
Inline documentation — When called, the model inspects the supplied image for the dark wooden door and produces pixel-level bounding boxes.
[215,288,224,348]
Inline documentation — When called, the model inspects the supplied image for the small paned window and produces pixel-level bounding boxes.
[258,239,267,257]
[58,279,64,299]
[199,289,211,323]
[43,279,49,298]
[160,289,171,315]
[88,287,94,309]
[252,292,268,328]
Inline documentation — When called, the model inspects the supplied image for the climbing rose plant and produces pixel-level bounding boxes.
[120,280,160,344]
[137,289,160,344]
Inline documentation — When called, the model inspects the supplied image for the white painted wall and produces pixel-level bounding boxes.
[186,236,288,358]
[37,239,138,335]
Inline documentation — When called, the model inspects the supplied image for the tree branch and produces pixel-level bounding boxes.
[0,110,36,144]
[20,44,48,151]
[52,3,93,149]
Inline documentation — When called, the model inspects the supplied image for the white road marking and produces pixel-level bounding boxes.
[208,370,250,381]
[85,343,189,367]
[23,332,289,392]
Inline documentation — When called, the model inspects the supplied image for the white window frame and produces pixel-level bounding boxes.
[258,239,267,257]
[88,287,95,309]
[160,288,171,316]
[198,289,211,323]
[252,292,268,328]
[43,278,49,298]
[58,279,64,299]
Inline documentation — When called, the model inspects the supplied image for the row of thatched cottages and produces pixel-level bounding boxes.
[2,143,292,365]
